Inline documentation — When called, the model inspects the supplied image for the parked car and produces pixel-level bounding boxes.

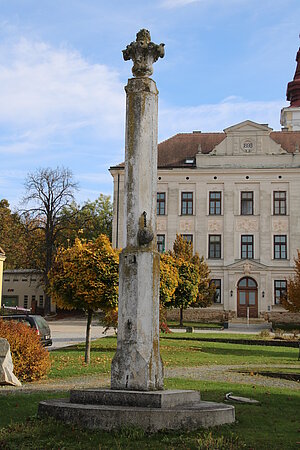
[0,314,52,346]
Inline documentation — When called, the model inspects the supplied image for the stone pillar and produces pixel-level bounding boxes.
[111,30,164,391]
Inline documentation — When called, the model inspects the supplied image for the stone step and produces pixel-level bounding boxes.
[228,322,272,330]
[38,397,235,432]
[229,318,267,324]
[70,389,201,408]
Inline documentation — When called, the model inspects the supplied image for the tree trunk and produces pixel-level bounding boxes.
[85,309,93,364]
[179,307,184,327]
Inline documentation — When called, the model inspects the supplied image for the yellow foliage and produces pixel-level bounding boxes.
[48,234,119,313]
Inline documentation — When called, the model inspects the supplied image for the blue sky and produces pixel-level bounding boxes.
[0,0,299,208]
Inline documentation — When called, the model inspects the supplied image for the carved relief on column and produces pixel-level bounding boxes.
[208,219,223,232]
[272,219,289,232]
[236,218,258,232]
[179,219,194,232]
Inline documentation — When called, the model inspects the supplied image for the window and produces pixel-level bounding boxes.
[241,191,253,215]
[209,191,221,215]
[23,295,28,309]
[274,235,287,259]
[273,191,286,215]
[208,235,221,259]
[274,280,287,305]
[157,234,165,253]
[181,192,193,215]
[39,295,44,308]
[181,234,193,243]
[211,279,221,303]
[241,235,254,259]
[157,192,166,215]
[32,295,36,304]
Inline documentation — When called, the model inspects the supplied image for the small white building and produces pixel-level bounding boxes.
[1,269,50,314]
[109,44,300,324]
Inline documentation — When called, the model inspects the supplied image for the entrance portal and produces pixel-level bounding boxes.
[237,277,258,318]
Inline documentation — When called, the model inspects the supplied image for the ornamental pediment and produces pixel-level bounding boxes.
[208,120,286,157]
[224,120,273,134]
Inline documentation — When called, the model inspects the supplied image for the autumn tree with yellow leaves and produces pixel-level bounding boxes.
[48,235,119,363]
[170,234,215,326]
[281,250,300,312]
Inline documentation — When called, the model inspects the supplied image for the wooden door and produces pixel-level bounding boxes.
[237,277,258,318]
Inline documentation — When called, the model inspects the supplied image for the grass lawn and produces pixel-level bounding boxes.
[167,321,223,329]
[47,336,299,380]
[0,381,299,449]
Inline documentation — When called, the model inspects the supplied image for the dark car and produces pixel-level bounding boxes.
[1,314,52,347]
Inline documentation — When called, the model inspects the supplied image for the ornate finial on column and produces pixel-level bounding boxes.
[123,29,165,77]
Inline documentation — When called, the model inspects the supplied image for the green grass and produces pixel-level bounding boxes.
[161,336,299,367]
[0,381,299,449]
[48,340,115,379]
[46,336,300,381]
[167,321,223,329]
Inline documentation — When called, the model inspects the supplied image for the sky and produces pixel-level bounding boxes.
[0,0,299,209]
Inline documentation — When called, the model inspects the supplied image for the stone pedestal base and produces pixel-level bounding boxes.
[38,389,235,432]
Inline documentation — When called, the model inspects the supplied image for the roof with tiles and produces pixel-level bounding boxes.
[110,130,300,170]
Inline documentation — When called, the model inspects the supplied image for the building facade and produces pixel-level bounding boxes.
[110,45,300,323]
[1,269,50,314]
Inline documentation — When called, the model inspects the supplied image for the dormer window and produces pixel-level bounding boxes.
[185,158,195,164]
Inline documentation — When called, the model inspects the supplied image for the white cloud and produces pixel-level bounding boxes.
[161,0,200,8]
[159,98,286,139]
[0,37,125,149]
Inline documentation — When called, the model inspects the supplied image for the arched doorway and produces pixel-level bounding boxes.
[237,277,258,318]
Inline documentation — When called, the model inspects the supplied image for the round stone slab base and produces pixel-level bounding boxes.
[38,397,235,432]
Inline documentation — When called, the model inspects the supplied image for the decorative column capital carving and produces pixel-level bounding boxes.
[123,29,165,78]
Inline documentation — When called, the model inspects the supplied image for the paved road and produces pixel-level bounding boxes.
[47,318,115,350]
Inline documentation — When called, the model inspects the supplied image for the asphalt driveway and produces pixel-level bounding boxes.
[47,318,115,350]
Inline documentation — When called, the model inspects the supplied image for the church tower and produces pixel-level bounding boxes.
[281,40,300,131]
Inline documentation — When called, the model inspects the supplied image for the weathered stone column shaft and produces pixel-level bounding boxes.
[123,77,158,249]
[111,77,163,391]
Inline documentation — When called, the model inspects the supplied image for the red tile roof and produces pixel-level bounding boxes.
[110,130,300,169]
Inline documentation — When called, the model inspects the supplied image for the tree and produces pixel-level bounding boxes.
[281,250,300,312]
[170,234,214,326]
[159,253,179,306]
[48,235,119,363]
[0,199,41,269]
[20,167,78,315]
[58,194,113,246]
[191,253,215,308]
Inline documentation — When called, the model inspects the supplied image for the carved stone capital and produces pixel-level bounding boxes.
[123,29,165,78]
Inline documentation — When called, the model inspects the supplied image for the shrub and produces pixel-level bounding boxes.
[259,329,271,339]
[0,320,51,382]
[274,328,284,339]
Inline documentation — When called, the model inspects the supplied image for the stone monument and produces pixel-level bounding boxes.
[0,338,22,386]
[110,28,164,391]
[38,30,235,431]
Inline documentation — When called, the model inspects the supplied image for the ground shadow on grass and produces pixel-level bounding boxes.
[197,345,297,359]
[51,345,117,354]
[197,345,298,359]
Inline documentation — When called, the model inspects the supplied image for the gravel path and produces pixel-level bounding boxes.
[1,364,299,394]
[165,364,300,390]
